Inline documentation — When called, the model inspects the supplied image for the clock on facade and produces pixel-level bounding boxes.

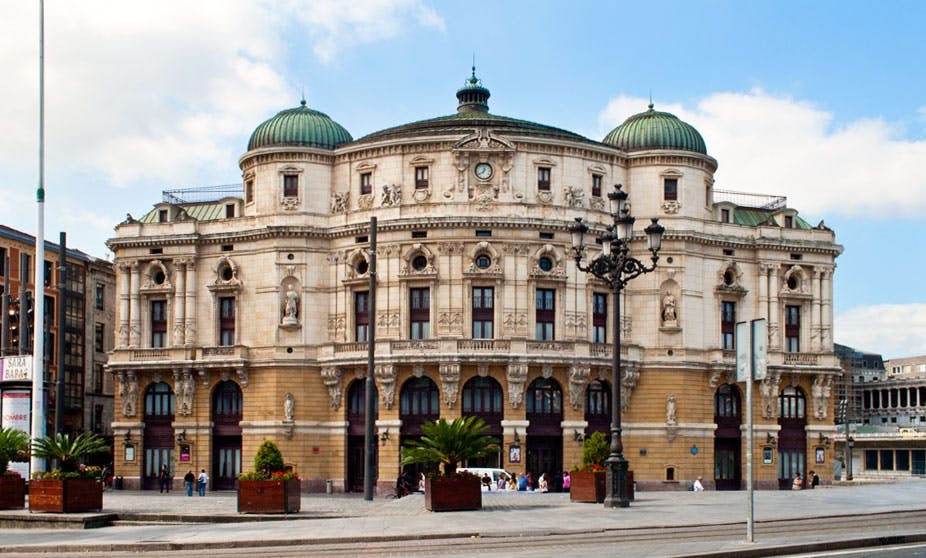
[474,162,493,180]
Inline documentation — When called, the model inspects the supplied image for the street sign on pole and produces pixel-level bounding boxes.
[752,319,767,381]
[736,321,751,382]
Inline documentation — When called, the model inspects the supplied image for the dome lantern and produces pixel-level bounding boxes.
[456,66,491,114]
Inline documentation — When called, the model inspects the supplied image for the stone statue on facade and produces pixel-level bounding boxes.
[666,394,677,425]
[662,291,677,324]
[284,392,295,422]
[282,284,299,325]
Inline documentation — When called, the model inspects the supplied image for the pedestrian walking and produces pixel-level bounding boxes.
[792,472,803,490]
[184,470,195,496]
[197,469,208,496]
[809,470,820,489]
[693,476,704,492]
[158,465,171,493]
[562,471,571,493]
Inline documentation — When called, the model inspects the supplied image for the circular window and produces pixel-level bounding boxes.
[723,270,735,286]
[356,259,369,275]
[538,257,554,272]
[475,254,492,269]
[153,270,166,285]
[220,265,234,282]
[787,276,799,290]
[412,255,428,271]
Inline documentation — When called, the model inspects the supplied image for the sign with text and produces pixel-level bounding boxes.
[751,319,767,381]
[1,390,31,478]
[735,321,751,382]
[0,356,34,382]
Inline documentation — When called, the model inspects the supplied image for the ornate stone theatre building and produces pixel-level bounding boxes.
[107,71,842,492]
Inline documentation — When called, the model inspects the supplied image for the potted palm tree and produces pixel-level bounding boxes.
[401,416,498,512]
[237,440,300,513]
[570,431,609,503]
[0,427,30,509]
[29,432,110,513]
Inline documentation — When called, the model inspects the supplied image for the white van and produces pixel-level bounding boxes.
[459,467,512,489]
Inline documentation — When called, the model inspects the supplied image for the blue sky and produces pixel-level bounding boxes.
[1,0,924,358]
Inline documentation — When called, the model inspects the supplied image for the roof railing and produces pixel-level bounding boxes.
[162,183,243,205]
[714,189,786,210]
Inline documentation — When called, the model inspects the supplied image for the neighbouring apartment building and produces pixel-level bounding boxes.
[107,71,842,492]
[0,225,116,469]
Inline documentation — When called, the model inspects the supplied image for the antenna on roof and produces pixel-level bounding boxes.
[649,90,654,110]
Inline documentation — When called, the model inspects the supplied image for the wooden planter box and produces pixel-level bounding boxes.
[570,471,606,503]
[237,478,301,514]
[29,478,102,513]
[425,475,481,512]
[0,476,26,509]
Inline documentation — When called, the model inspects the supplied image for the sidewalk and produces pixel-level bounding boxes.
[1,480,925,556]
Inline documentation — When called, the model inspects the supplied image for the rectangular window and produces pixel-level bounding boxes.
[150,300,167,348]
[592,293,607,343]
[360,172,372,195]
[44,260,53,287]
[225,204,235,218]
[472,286,494,339]
[535,288,555,340]
[245,179,254,204]
[410,288,430,339]
[415,166,429,189]
[537,167,551,191]
[591,174,602,197]
[0,247,5,276]
[785,305,800,352]
[355,291,369,342]
[283,174,299,198]
[664,178,678,201]
[721,208,730,223]
[94,322,105,353]
[94,363,104,393]
[721,301,736,350]
[219,297,236,346]
[95,283,104,309]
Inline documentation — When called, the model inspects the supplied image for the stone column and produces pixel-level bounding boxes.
[758,263,769,323]
[768,265,779,348]
[129,262,141,347]
[173,259,186,346]
[822,270,833,347]
[184,261,197,345]
[811,270,822,352]
[118,263,131,347]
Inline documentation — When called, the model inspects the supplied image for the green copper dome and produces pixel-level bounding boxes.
[603,104,706,154]
[248,100,352,151]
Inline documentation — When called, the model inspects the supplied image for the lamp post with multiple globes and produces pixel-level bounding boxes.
[569,184,664,508]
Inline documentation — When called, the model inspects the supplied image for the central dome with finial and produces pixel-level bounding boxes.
[602,103,707,154]
[248,99,353,151]
[456,66,491,114]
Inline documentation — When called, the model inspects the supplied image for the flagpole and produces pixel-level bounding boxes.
[31,0,47,476]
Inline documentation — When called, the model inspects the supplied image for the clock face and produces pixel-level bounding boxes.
[475,162,493,180]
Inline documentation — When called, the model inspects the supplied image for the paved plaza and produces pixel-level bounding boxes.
[1,480,926,556]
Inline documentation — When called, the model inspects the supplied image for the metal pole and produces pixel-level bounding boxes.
[745,322,755,543]
[845,399,853,481]
[31,0,47,477]
[55,233,65,436]
[1,256,9,354]
[363,217,377,501]
[604,281,629,508]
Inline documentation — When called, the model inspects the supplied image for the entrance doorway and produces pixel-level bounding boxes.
[526,377,564,491]
[346,380,378,493]
[211,380,242,490]
[142,381,174,490]
[777,386,807,489]
[714,384,742,490]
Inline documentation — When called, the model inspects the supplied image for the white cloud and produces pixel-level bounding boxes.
[835,304,926,359]
[598,90,926,218]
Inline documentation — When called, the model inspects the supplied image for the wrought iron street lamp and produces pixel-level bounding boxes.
[569,184,664,508]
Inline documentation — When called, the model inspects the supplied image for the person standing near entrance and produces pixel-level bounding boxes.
[184,470,195,496]
[197,469,208,496]
[158,465,171,493]
[792,472,803,490]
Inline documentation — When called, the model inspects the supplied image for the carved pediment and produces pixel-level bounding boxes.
[452,128,515,152]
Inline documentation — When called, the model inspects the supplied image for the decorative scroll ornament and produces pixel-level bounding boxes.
[321,367,344,409]
[507,363,529,409]
[439,363,461,408]
[568,365,590,410]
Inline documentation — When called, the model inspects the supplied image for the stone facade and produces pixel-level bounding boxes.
[107,74,843,492]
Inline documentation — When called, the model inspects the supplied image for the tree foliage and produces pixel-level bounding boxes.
[581,431,610,469]
[0,427,30,475]
[400,416,498,475]
[253,440,285,474]
[31,432,110,473]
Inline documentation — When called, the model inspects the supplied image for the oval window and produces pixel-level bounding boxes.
[154,270,166,285]
[412,255,428,271]
[723,270,734,286]
[356,259,369,275]
[475,255,492,269]
[220,265,234,282]
[787,276,799,290]
[538,257,553,272]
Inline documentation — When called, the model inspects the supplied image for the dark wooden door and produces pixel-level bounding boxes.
[526,436,562,492]
[714,384,742,490]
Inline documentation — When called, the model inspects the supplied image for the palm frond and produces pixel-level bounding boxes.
[400,416,498,474]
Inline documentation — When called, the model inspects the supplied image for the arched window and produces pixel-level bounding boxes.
[527,377,562,415]
[144,382,174,419]
[462,376,502,415]
[714,384,740,418]
[585,380,610,434]
[400,376,440,436]
[779,386,806,419]
[212,381,242,421]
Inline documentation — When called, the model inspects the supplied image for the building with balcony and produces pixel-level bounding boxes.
[106,71,843,492]
[0,225,116,466]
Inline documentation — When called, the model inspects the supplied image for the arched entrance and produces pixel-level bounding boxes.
[346,379,379,493]
[211,380,242,491]
[584,380,611,436]
[461,376,503,468]
[713,383,742,490]
[142,382,174,490]
[777,386,807,489]
[526,377,563,491]
[399,376,440,478]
